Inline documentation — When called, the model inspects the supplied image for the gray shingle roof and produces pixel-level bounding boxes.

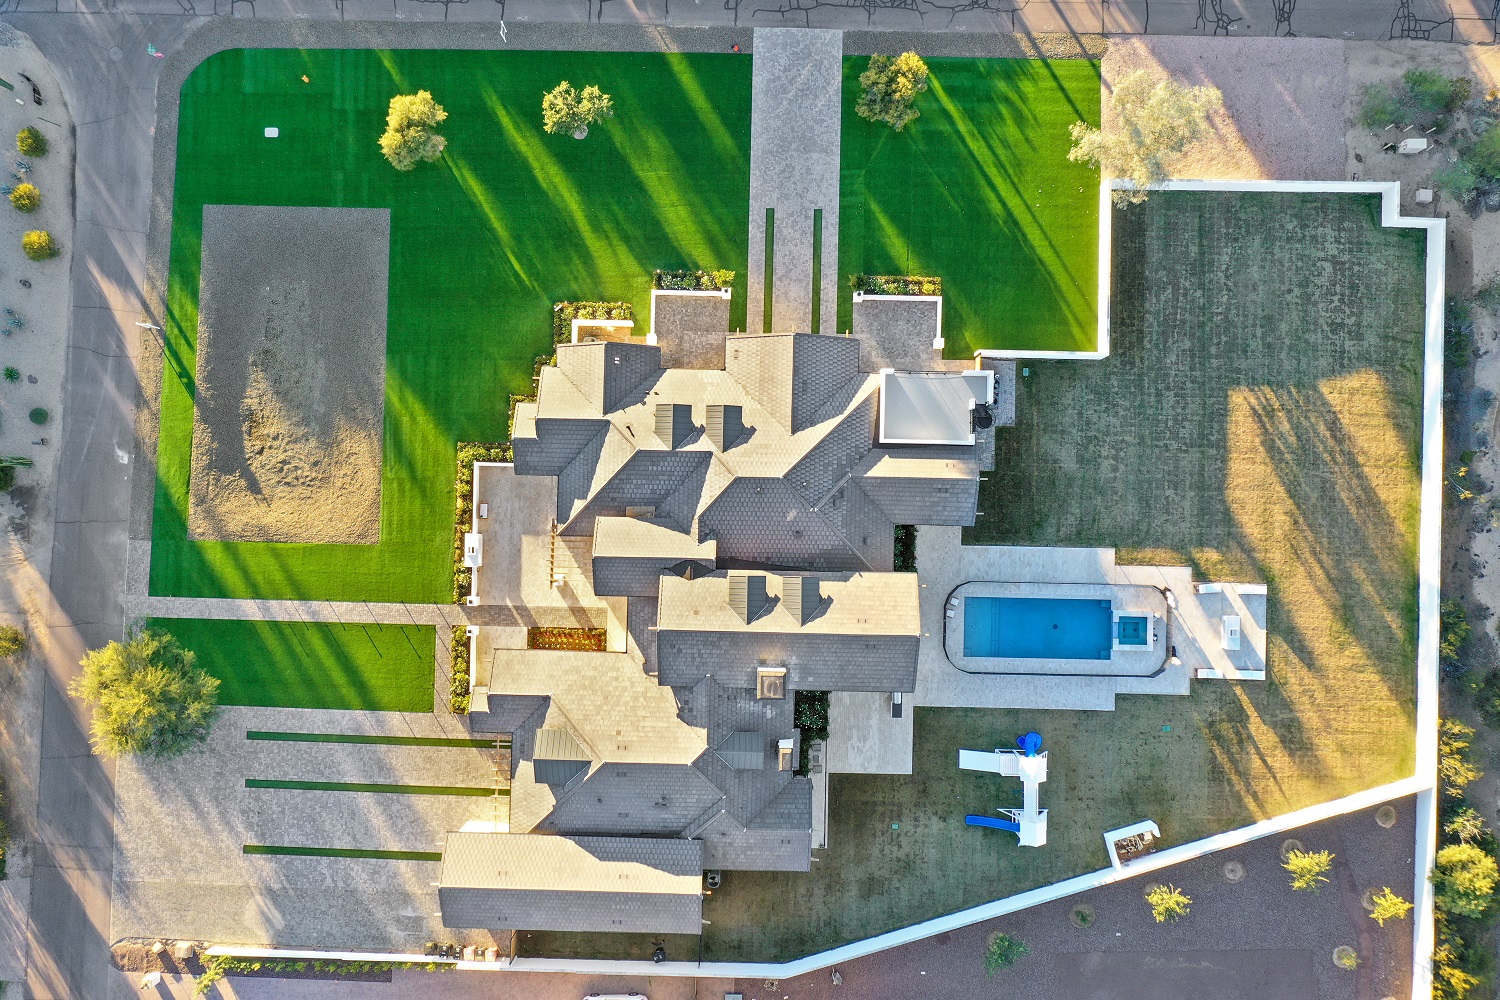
[439,833,703,934]
[538,763,724,837]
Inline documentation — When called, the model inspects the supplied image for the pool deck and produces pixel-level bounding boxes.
[826,529,1270,776]
[943,582,1169,677]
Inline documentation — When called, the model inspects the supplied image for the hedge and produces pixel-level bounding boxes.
[452,441,512,604]
[653,268,735,291]
[850,273,941,296]
[450,626,470,713]
[552,301,632,345]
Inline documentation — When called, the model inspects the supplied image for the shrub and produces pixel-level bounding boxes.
[1069,69,1223,206]
[0,467,15,492]
[1145,883,1191,922]
[1434,161,1479,202]
[1446,806,1488,845]
[1441,599,1472,665]
[857,52,930,132]
[1333,946,1359,970]
[21,230,56,260]
[8,183,38,213]
[1432,842,1499,919]
[850,273,941,296]
[893,524,916,572]
[27,408,45,426]
[542,82,613,138]
[1283,848,1334,891]
[379,91,448,171]
[1405,68,1470,116]
[552,301,632,345]
[983,933,1027,975]
[0,625,25,658]
[653,268,735,291]
[1434,936,1486,1000]
[1357,83,1406,128]
[450,626,470,714]
[16,127,45,157]
[1469,127,1500,180]
[2,368,17,383]
[68,628,219,759]
[1369,887,1414,926]
[526,627,607,651]
[1440,718,1484,797]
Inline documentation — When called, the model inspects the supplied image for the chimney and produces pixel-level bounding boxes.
[705,403,745,451]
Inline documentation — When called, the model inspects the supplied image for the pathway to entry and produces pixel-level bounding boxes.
[746,27,842,336]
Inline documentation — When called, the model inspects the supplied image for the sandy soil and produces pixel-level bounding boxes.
[1102,36,1349,182]
[188,205,389,545]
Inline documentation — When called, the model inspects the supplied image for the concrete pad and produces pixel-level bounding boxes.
[826,690,912,774]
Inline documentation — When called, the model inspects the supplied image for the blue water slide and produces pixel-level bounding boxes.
[1017,731,1043,756]
[965,814,1021,833]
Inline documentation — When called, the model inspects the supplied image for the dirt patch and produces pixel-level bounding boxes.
[189,205,390,544]
[1102,36,1349,182]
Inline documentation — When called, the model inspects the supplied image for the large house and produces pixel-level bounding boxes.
[437,331,1008,935]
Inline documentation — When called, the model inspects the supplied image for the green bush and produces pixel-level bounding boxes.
[857,52,929,132]
[1440,718,1484,797]
[894,524,916,572]
[1370,887,1414,926]
[542,82,613,137]
[0,625,25,658]
[552,301,632,345]
[1145,883,1191,922]
[794,689,830,775]
[1433,842,1499,919]
[1435,161,1479,202]
[8,183,38,213]
[1357,83,1405,128]
[0,466,15,492]
[27,408,45,426]
[1404,68,1470,116]
[16,127,45,157]
[653,268,735,291]
[1283,848,1334,891]
[450,626,470,714]
[983,933,1027,975]
[1441,600,1472,665]
[68,628,219,758]
[3,368,18,383]
[1358,71,1470,129]
[21,230,56,261]
[850,273,942,296]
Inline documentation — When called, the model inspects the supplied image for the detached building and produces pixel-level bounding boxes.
[441,332,1003,935]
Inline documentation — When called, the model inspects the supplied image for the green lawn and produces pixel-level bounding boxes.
[151,618,435,712]
[836,57,1101,355]
[152,48,753,603]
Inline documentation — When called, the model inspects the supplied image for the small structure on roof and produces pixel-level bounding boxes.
[878,368,995,446]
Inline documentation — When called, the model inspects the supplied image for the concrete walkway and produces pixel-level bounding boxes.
[747,27,842,335]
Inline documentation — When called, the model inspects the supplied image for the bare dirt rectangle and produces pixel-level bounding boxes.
[190,205,390,545]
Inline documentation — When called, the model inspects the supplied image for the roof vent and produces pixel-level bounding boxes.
[705,403,745,451]
[757,665,787,700]
[781,575,822,625]
[654,403,694,449]
[728,573,771,623]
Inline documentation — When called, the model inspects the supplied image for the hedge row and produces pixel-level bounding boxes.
[450,626,470,714]
[653,268,735,291]
[850,273,941,296]
[451,441,513,605]
[552,300,632,345]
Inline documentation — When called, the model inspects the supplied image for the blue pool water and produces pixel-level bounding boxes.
[1116,615,1149,646]
[963,596,1113,660]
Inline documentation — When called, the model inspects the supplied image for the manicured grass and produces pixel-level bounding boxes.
[243,844,442,861]
[837,57,1101,355]
[523,190,1426,964]
[245,779,503,796]
[246,730,503,748]
[150,618,435,712]
[152,48,752,602]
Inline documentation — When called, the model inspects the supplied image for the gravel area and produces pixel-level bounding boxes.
[744,798,1418,1000]
[189,205,389,545]
[1102,36,1349,182]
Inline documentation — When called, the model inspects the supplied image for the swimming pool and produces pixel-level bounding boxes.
[963,596,1113,660]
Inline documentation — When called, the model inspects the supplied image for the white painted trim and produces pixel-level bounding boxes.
[202,947,462,965]
[648,287,732,345]
[203,776,1428,980]
[852,290,944,349]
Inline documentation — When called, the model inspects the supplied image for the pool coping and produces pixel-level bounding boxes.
[942,581,1168,677]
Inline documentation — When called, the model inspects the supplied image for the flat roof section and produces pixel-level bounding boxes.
[879,369,995,445]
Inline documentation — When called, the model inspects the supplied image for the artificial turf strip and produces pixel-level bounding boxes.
[149,618,434,712]
[246,779,505,796]
[811,207,823,333]
[837,57,1102,355]
[152,48,753,603]
[247,731,502,749]
[243,845,442,862]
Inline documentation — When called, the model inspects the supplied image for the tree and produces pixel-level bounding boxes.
[542,82,614,139]
[0,625,23,658]
[1068,69,1223,206]
[68,628,219,759]
[21,230,56,260]
[983,933,1027,975]
[15,126,46,157]
[1283,848,1334,892]
[1368,887,1413,927]
[1144,883,1191,922]
[379,91,448,171]
[1439,718,1483,797]
[856,52,929,132]
[8,183,38,213]
[1431,842,1499,919]
[1444,807,1487,845]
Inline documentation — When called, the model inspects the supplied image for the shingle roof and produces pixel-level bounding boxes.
[438,832,703,934]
